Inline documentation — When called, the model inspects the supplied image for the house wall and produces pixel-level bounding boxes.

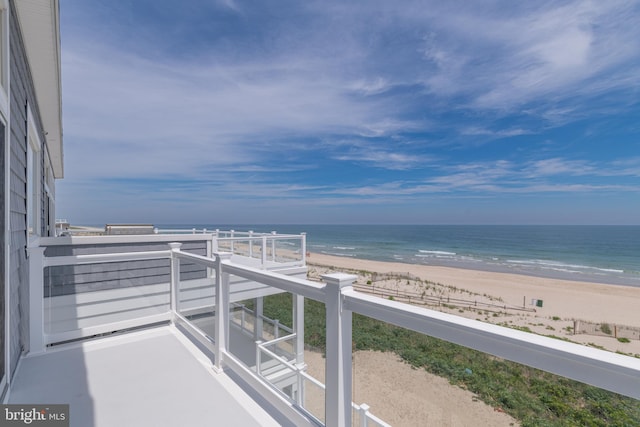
[8,2,49,374]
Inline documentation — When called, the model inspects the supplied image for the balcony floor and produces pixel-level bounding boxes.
[7,326,286,426]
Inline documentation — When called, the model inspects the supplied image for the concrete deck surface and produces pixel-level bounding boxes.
[7,327,285,426]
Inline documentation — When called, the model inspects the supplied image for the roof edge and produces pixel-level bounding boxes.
[15,0,64,178]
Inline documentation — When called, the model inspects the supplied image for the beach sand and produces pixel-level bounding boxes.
[307,252,640,353]
[304,350,518,427]
[300,252,640,425]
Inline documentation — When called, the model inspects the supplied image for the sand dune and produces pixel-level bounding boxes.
[305,350,518,427]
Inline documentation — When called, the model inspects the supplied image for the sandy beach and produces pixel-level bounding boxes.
[307,252,640,350]
[300,251,640,426]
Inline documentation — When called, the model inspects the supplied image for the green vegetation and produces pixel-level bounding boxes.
[250,293,640,427]
[617,337,631,343]
[600,323,613,335]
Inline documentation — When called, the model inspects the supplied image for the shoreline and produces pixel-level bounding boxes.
[306,251,640,354]
[311,250,640,288]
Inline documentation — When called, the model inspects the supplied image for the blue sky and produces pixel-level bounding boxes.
[57,0,640,225]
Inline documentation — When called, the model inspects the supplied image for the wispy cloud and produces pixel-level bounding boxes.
[460,127,533,138]
[322,157,640,198]
[525,158,596,177]
[58,0,640,224]
[63,48,414,179]
[412,2,640,115]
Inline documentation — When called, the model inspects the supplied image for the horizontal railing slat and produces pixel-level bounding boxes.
[44,250,171,267]
[174,250,218,268]
[221,261,326,303]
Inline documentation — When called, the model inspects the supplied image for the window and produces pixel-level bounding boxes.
[26,106,41,237]
[43,150,55,236]
[0,0,8,116]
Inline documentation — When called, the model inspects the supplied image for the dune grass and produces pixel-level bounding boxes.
[250,293,640,427]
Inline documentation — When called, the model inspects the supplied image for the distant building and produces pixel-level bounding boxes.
[105,224,156,235]
[54,218,69,235]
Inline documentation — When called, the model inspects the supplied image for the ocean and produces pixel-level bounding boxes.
[160,225,640,287]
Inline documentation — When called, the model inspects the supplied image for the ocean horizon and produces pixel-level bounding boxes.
[148,224,640,288]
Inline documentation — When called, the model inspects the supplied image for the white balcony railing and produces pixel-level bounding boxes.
[173,246,640,426]
[28,232,306,348]
[155,228,308,267]
[27,236,640,427]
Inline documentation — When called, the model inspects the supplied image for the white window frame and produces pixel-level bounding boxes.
[1,0,8,392]
[1,113,7,394]
[0,0,9,118]
[26,105,41,239]
[43,147,55,236]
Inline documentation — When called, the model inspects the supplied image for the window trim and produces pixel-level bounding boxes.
[0,0,9,119]
[1,0,9,392]
[0,114,7,395]
[26,104,42,239]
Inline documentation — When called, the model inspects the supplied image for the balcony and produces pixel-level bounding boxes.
[5,230,639,426]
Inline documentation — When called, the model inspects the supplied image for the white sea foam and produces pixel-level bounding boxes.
[321,251,356,257]
[506,259,624,275]
[598,268,625,273]
[334,246,356,250]
[419,250,456,256]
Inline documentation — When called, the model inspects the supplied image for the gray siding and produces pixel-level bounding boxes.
[44,241,208,297]
[8,2,48,374]
[0,120,5,381]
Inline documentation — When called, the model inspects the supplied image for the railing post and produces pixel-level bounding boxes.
[274,319,280,340]
[249,230,253,258]
[169,243,182,318]
[301,232,307,265]
[255,296,264,341]
[294,293,305,364]
[261,235,267,267]
[214,252,233,372]
[28,244,46,354]
[230,230,235,253]
[255,340,263,375]
[359,404,370,427]
[323,273,356,427]
[294,292,306,406]
[211,231,219,253]
[296,367,305,406]
[206,233,214,279]
[271,231,277,261]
